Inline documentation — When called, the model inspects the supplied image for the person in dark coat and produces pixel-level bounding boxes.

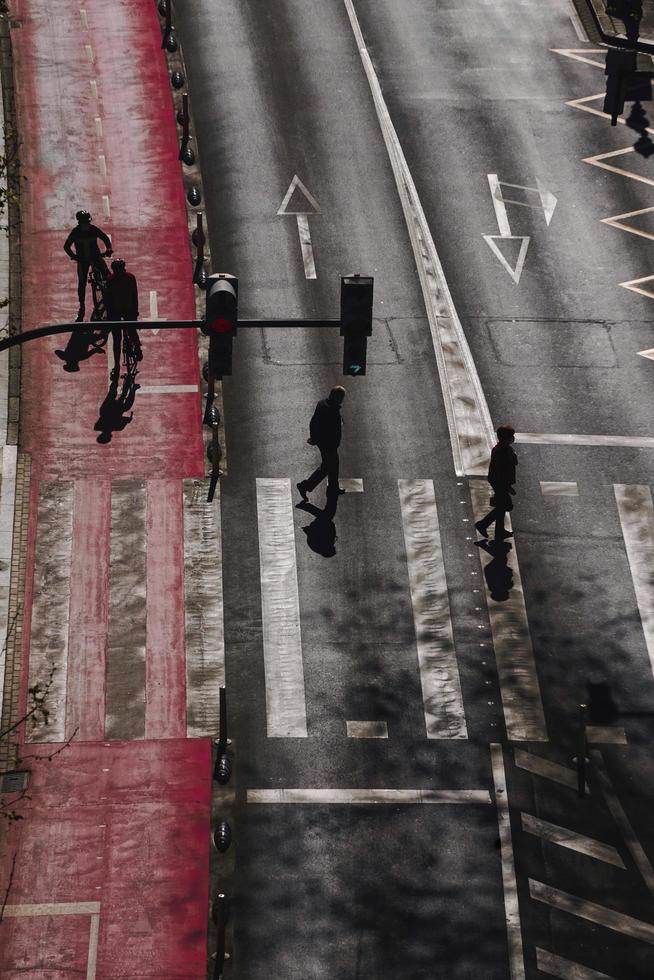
[104,258,141,379]
[63,209,113,321]
[297,386,346,501]
[475,424,517,540]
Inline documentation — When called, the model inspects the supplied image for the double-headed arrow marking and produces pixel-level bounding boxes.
[483,174,557,284]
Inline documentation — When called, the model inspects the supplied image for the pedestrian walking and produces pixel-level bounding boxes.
[297,386,346,501]
[475,424,518,540]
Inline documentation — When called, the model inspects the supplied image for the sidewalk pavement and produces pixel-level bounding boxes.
[0,1,218,976]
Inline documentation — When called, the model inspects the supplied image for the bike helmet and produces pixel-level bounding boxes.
[76,209,92,222]
[111,258,126,272]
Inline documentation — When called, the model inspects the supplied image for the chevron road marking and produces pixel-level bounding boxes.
[521,812,625,868]
[601,205,654,242]
[529,878,654,943]
[550,48,605,69]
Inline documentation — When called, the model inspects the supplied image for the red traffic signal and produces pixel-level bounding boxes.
[202,274,238,336]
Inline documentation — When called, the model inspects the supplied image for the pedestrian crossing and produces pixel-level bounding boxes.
[17,475,654,745]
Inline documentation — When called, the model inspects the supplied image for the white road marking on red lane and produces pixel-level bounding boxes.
[247,788,491,804]
[89,79,98,99]
[101,192,109,216]
[28,481,74,742]
[398,479,467,738]
[0,445,17,716]
[85,44,94,64]
[536,947,616,979]
[521,812,625,868]
[470,480,547,741]
[3,901,101,980]
[79,8,89,30]
[614,484,654,679]
[491,744,526,980]
[183,480,225,736]
[343,0,493,476]
[346,721,388,738]
[529,879,654,943]
[256,478,307,737]
[98,153,107,177]
[138,385,199,394]
[591,749,654,899]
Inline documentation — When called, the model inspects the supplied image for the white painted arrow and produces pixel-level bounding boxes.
[148,290,162,335]
[277,175,321,280]
[483,174,558,284]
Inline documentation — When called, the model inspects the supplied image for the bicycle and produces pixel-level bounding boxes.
[89,251,142,377]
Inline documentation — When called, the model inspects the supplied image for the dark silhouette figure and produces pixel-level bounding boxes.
[104,257,141,379]
[297,386,347,502]
[587,681,620,724]
[54,326,106,372]
[297,496,340,557]
[476,539,514,601]
[626,101,654,157]
[94,369,139,444]
[63,209,112,321]
[475,424,517,541]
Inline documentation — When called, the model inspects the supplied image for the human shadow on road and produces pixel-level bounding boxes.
[54,327,106,373]
[296,494,340,557]
[626,101,654,156]
[94,368,139,444]
[475,539,514,601]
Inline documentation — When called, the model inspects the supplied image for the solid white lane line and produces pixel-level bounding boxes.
[536,947,616,980]
[614,485,654,679]
[247,788,491,804]
[398,479,467,738]
[338,478,363,492]
[586,725,627,744]
[343,0,493,476]
[28,482,74,742]
[470,481,547,741]
[521,812,625,868]
[137,385,199,395]
[3,901,101,916]
[0,445,17,717]
[256,479,307,737]
[591,749,654,899]
[183,480,225,737]
[529,878,654,944]
[517,432,654,449]
[540,481,578,496]
[87,913,100,980]
[491,744,526,980]
[346,721,388,738]
[296,214,317,279]
[515,749,584,792]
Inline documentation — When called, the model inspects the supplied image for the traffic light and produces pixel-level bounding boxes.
[202,273,238,378]
[340,274,373,377]
[604,48,636,125]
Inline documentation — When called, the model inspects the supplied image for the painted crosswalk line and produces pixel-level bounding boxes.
[514,749,586,792]
[529,878,654,944]
[346,721,388,738]
[491,744,526,980]
[536,947,616,980]
[614,484,654,679]
[399,479,467,738]
[470,480,547,741]
[247,788,491,804]
[521,812,625,868]
[256,478,307,737]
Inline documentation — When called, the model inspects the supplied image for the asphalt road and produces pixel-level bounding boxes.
[175,0,654,976]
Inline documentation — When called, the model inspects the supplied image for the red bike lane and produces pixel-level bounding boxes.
[0,1,211,976]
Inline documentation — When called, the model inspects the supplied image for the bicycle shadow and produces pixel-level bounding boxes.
[54,327,106,373]
[94,367,140,444]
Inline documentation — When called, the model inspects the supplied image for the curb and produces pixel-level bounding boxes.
[584,0,654,52]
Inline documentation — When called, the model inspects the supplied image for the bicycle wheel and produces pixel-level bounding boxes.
[89,270,108,323]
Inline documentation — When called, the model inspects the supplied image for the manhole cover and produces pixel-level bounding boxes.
[1,770,29,793]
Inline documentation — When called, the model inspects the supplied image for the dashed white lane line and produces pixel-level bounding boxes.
[491,744,525,980]
[79,8,89,30]
[98,154,107,178]
[470,480,547,742]
[521,812,625,868]
[247,788,491,804]
[540,481,578,496]
[95,116,103,139]
[398,479,467,739]
[515,748,586,792]
[529,878,654,944]
[89,79,98,100]
[517,432,654,449]
[149,290,158,320]
[343,0,493,477]
[591,749,654,900]
[85,44,94,64]
[536,947,617,980]
[101,193,110,217]
[346,721,388,738]
[614,484,654,680]
[256,478,307,737]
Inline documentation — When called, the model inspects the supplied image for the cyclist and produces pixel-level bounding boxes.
[104,257,142,379]
[63,210,113,321]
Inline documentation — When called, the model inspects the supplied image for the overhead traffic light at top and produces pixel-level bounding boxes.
[340,274,373,377]
[202,273,238,378]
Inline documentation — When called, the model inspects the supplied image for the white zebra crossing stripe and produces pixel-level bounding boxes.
[247,788,492,804]
[614,484,654,679]
[536,947,617,980]
[28,481,74,742]
[529,878,654,944]
[469,480,547,741]
[521,812,625,868]
[184,479,225,737]
[514,749,586,792]
[398,479,467,739]
[491,744,526,980]
[256,479,307,737]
